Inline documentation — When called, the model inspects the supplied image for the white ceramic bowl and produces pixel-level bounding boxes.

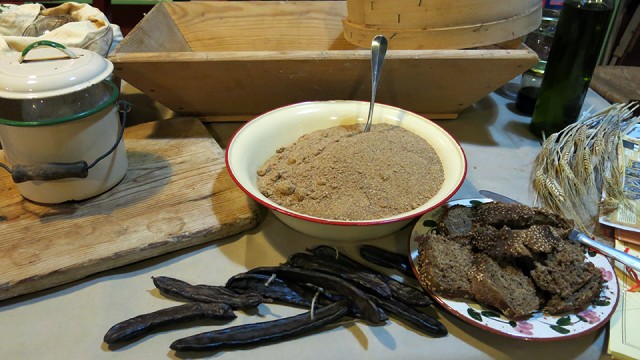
[226,101,467,241]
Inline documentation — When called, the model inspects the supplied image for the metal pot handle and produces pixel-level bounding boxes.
[0,101,130,184]
[18,40,78,63]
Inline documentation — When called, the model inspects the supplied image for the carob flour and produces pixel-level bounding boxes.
[257,123,444,221]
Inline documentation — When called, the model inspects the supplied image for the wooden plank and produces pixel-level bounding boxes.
[164,1,357,52]
[113,2,192,54]
[113,50,537,119]
[0,117,259,301]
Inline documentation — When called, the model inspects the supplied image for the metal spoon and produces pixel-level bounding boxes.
[364,35,388,132]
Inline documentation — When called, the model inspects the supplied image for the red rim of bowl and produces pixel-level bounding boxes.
[225,100,468,227]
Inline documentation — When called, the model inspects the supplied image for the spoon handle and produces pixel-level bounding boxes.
[364,35,388,132]
[569,229,640,272]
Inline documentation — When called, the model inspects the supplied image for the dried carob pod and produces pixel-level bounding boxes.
[152,276,263,310]
[296,248,444,337]
[308,245,431,307]
[249,266,385,323]
[372,297,447,337]
[225,272,333,308]
[105,245,446,354]
[359,244,417,279]
[285,252,392,299]
[385,281,432,307]
[104,302,236,344]
[170,301,350,352]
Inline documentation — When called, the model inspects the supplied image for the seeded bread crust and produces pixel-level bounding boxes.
[512,225,564,255]
[474,202,574,234]
[474,202,536,229]
[531,207,574,235]
[471,225,532,260]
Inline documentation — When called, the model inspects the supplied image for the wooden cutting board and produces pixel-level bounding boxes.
[0,117,259,302]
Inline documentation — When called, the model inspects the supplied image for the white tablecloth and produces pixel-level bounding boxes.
[0,89,614,360]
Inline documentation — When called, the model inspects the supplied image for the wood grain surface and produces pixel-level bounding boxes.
[343,0,541,49]
[0,117,259,301]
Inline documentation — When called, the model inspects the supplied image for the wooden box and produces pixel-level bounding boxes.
[109,1,538,120]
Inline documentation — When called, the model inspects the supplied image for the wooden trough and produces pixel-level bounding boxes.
[109,1,539,120]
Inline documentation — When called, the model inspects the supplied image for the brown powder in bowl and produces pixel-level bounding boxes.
[256,123,444,221]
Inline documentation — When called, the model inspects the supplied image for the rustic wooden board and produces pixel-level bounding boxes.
[0,117,259,301]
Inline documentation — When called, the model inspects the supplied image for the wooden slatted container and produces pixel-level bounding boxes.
[343,0,542,50]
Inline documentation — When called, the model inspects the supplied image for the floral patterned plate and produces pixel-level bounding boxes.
[409,198,620,341]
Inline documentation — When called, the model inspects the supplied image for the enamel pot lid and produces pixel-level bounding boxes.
[0,40,114,99]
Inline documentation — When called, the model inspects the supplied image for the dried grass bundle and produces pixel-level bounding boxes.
[531,103,639,235]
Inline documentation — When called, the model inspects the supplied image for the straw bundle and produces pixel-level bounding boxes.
[531,103,639,235]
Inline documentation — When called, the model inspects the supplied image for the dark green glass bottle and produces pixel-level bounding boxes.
[529,0,614,138]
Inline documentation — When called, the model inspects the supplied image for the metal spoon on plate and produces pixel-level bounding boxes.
[364,35,388,133]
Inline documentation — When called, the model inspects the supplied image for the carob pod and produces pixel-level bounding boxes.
[249,266,386,323]
[297,282,377,320]
[308,246,431,307]
[359,244,417,279]
[385,281,432,307]
[298,282,346,303]
[104,302,236,344]
[372,297,447,337]
[170,300,350,352]
[225,272,333,308]
[285,252,392,299]
[152,276,263,310]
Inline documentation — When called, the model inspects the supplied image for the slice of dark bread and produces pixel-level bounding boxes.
[438,204,475,236]
[469,254,541,319]
[530,242,592,297]
[417,233,475,299]
[419,200,600,319]
[474,202,574,233]
[543,264,603,314]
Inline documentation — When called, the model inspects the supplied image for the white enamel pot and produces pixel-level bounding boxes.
[0,41,128,204]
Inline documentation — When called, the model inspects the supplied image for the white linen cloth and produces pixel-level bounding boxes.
[0,2,122,57]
